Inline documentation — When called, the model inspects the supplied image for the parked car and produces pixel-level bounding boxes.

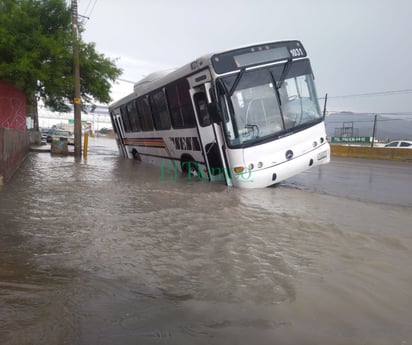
[384,140,412,148]
[46,128,56,143]
[50,129,74,145]
[40,127,51,142]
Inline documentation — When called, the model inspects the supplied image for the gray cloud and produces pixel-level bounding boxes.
[80,0,412,113]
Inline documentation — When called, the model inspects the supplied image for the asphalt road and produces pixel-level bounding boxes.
[284,156,412,207]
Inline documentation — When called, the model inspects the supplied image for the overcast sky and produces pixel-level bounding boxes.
[79,0,412,114]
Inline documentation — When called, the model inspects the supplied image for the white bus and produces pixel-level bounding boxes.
[109,40,330,188]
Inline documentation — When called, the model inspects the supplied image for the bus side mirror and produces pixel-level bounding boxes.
[207,103,221,123]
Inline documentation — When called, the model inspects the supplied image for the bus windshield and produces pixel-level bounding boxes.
[218,59,322,148]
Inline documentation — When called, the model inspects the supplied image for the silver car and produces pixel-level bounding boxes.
[50,129,74,145]
[385,140,412,148]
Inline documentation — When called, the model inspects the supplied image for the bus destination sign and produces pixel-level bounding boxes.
[211,40,306,74]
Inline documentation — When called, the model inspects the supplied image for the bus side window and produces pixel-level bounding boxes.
[126,101,141,132]
[150,89,171,130]
[120,105,132,132]
[166,79,196,129]
[194,93,211,127]
[136,96,154,131]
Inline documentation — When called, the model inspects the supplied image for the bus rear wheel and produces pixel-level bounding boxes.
[131,149,141,161]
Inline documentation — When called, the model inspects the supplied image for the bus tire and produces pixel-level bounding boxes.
[180,155,199,177]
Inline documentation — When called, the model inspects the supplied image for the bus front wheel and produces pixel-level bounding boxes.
[180,156,199,177]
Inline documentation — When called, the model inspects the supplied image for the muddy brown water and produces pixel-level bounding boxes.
[1,138,411,344]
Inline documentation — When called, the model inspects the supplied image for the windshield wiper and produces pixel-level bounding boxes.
[276,59,292,89]
[229,68,246,96]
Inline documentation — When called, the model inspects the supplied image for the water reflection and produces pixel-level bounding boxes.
[1,138,412,344]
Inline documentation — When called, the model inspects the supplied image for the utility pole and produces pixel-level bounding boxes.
[371,114,378,148]
[71,0,82,158]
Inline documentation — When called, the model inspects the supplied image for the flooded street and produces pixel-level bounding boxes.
[1,138,412,345]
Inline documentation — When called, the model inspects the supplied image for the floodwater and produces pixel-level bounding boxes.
[1,138,411,345]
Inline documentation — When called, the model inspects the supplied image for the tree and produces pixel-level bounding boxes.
[0,0,122,120]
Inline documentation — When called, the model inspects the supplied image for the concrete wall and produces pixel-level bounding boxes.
[0,127,30,183]
[29,130,41,145]
[331,145,412,161]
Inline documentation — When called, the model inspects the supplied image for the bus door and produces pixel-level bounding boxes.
[112,109,128,158]
[189,83,232,186]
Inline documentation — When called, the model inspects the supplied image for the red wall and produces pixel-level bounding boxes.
[0,81,27,131]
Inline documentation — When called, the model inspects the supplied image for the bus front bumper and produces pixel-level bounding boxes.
[231,144,330,189]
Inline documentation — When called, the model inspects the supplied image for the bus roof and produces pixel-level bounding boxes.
[109,53,214,110]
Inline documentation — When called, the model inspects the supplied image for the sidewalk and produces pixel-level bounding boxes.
[30,143,51,153]
[30,142,75,155]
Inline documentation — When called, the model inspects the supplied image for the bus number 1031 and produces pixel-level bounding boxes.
[290,48,304,57]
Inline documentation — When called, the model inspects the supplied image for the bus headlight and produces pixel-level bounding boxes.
[248,163,254,170]
[257,161,263,168]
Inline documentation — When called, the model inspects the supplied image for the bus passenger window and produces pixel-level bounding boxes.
[150,90,171,130]
[126,101,141,132]
[120,106,132,132]
[136,97,154,131]
[166,79,196,129]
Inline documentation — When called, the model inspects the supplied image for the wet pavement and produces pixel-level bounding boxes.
[1,138,411,345]
[286,155,412,207]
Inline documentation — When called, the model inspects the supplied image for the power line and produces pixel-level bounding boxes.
[326,110,412,116]
[86,0,98,19]
[116,78,136,84]
[83,0,93,16]
[319,89,412,100]
[326,118,409,125]
[78,0,97,22]
[378,112,412,116]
